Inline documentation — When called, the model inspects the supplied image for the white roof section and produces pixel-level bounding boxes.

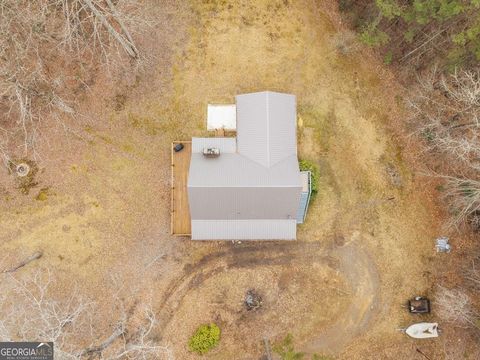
[207,104,236,130]
[236,91,297,168]
[192,137,236,153]
[191,219,297,240]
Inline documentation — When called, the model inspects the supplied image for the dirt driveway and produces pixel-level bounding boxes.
[149,238,380,358]
[304,240,380,354]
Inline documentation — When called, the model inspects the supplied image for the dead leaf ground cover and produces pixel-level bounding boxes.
[0,0,468,359]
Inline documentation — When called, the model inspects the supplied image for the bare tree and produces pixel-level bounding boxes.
[0,0,147,161]
[464,255,480,292]
[0,270,172,360]
[407,67,480,227]
[408,67,480,168]
[0,270,94,357]
[435,285,479,329]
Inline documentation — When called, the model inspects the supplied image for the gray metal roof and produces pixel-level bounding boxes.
[236,91,297,168]
[191,219,297,240]
[187,91,301,240]
[188,184,301,220]
[188,153,300,187]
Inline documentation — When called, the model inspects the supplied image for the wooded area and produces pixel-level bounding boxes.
[339,0,480,346]
[341,0,480,68]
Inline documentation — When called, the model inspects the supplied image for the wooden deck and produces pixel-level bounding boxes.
[171,141,191,236]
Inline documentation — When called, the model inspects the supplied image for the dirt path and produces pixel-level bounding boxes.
[151,238,380,356]
[154,241,335,337]
[304,239,380,353]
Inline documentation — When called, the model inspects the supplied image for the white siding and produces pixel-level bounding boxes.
[191,219,297,240]
[297,171,312,224]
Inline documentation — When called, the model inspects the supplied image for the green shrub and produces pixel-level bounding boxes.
[188,323,221,355]
[359,20,390,47]
[404,29,415,43]
[312,355,334,360]
[273,334,305,360]
[383,50,393,64]
[273,334,331,360]
[299,159,319,193]
[375,0,402,20]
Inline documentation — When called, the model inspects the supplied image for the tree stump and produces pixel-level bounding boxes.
[244,289,262,311]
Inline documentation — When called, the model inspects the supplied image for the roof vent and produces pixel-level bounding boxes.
[203,147,220,158]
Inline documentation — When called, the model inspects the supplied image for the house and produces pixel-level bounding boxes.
[186,91,311,240]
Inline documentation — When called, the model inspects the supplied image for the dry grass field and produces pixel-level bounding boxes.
[1,0,475,359]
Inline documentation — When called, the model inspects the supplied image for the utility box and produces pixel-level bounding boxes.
[203,147,220,158]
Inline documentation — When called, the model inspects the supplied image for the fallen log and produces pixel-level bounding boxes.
[82,325,125,356]
[2,251,43,273]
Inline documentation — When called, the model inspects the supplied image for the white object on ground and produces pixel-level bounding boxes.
[207,104,236,130]
[435,237,451,253]
[16,163,30,177]
[405,322,439,339]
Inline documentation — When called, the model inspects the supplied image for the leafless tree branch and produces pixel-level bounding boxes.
[0,269,172,360]
[0,0,147,161]
[407,67,480,227]
[435,285,479,329]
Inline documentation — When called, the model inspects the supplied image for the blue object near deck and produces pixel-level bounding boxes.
[297,171,312,224]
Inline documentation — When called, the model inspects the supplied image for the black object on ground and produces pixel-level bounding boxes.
[408,296,431,314]
[174,143,184,152]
